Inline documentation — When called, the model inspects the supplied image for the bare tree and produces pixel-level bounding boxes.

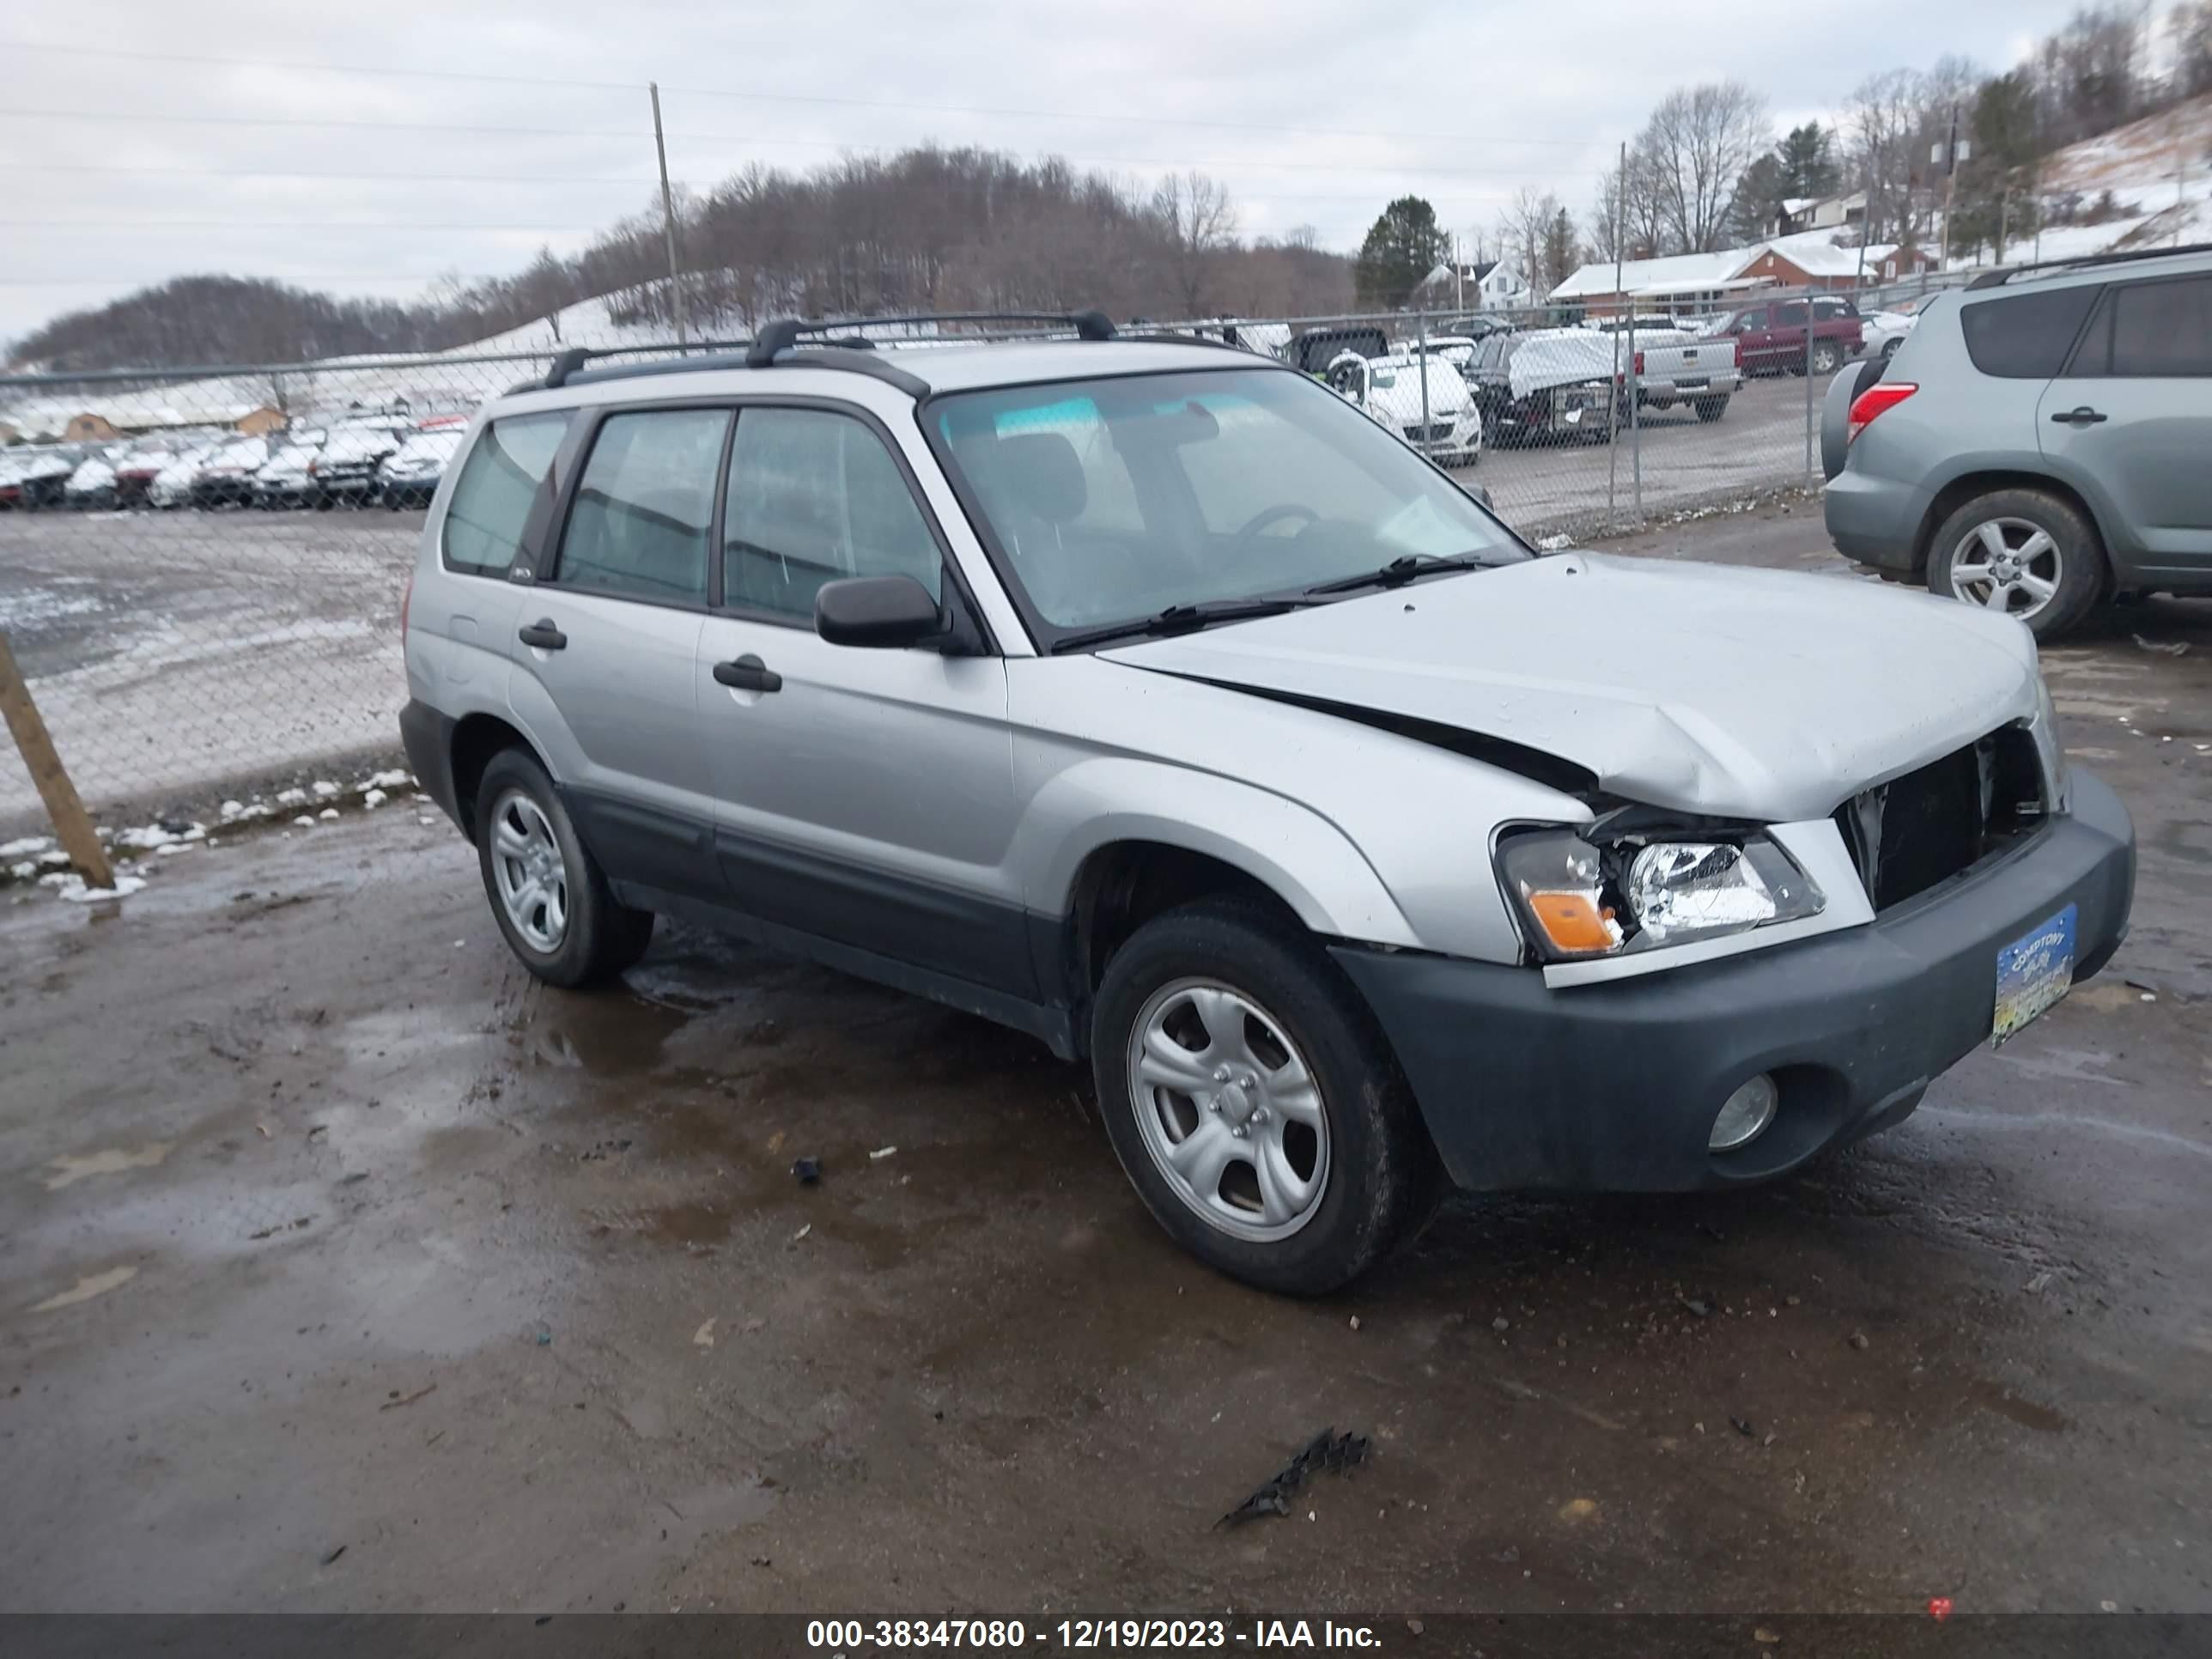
[1636,82,1771,252]
[1845,69,1928,244]
[1152,170,1240,317]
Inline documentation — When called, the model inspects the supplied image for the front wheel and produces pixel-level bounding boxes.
[474,749,653,988]
[1926,488,2106,640]
[1693,395,1730,422]
[1091,900,1441,1295]
[1880,337,1903,362]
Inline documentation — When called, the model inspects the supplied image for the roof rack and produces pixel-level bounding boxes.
[1966,240,2212,290]
[507,307,1123,398]
[744,310,1116,368]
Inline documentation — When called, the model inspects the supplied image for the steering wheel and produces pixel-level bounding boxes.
[1229,503,1321,560]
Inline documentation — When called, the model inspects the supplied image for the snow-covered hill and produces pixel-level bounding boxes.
[1990,93,2212,265]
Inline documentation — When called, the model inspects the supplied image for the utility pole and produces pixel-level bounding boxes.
[1935,106,1966,270]
[649,82,690,349]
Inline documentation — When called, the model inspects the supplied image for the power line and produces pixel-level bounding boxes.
[0,221,615,230]
[16,165,677,184]
[0,107,1600,178]
[0,38,1600,148]
[3,164,1530,203]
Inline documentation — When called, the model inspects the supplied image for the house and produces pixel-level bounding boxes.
[1417,258,1534,313]
[1471,260,1533,310]
[58,404,286,442]
[1777,191,1868,235]
[1550,230,1934,313]
[1548,246,1773,319]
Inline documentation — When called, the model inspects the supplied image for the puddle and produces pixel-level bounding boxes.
[45,1142,173,1190]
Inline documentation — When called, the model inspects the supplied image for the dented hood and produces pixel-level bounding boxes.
[1101,552,2041,821]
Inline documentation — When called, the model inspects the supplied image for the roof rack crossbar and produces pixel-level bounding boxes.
[1966,240,2212,289]
[744,310,1116,368]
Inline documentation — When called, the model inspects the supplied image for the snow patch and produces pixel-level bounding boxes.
[48,872,149,902]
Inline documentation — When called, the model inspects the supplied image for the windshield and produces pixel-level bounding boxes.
[929,368,1520,635]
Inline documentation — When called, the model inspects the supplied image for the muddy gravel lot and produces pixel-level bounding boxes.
[3,506,2209,1617]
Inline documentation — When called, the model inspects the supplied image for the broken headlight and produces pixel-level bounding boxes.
[1498,827,1823,963]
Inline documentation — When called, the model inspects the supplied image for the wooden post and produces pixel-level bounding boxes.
[0,631,114,889]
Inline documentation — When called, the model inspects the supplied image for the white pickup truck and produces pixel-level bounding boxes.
[1583,319,1743,421]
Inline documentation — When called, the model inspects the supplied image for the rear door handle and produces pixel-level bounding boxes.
[518,618,567,650]
[2051,406,2108,425]
[712,654,781,693]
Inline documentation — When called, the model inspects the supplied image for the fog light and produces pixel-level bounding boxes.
[1710,1073,1778,1152]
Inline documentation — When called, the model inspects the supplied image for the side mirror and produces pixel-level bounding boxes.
[815,574,944,648]
[1464,482,1496,511]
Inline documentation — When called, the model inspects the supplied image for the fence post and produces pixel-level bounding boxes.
[1417,308,1431,443]
[1805,288,1817,480]
[0,633,114,890]
[1627,307,1641,524]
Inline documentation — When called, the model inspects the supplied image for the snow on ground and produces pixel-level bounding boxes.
[0,507,417,830]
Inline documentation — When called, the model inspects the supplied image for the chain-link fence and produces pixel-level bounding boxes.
[0,283,1923,836]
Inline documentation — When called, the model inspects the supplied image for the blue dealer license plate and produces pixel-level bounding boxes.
[1992,904,2076,1045]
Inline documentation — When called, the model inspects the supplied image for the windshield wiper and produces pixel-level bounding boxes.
[1049,597,1316,653]
[1303,550,1496,596]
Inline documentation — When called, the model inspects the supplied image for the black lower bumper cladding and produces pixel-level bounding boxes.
[1334,770,2135,1194]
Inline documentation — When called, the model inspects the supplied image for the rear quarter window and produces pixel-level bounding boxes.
[441,411,571,578]
[1960,285,2101,379]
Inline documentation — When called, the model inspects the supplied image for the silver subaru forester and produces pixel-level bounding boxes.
[401,313,2135,1293]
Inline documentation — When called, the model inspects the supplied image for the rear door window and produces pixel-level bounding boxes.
[2069,275,2212,378]
[1962,285,2101,379]
[442,412,570,577]
[551,408,729,605]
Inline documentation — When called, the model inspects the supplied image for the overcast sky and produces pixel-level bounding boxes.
[2,0,2089,344]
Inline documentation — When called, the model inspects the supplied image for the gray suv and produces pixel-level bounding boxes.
[1824,245,2212,637]
[400,313,2134,1292]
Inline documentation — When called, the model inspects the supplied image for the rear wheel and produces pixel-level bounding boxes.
[475,749,653,988]
[1809,341,1844,375]
[1693,395,1730,422]
[1091,899,1441,1295]
[1926,488,2106,640]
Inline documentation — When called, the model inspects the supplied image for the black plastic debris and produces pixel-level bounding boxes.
[791,1156,822,1184]
[1217,1427,1369,1528]
[1731,1415,1756,1437]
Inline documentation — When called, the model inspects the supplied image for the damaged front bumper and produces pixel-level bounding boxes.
[1331,769,2135,1193]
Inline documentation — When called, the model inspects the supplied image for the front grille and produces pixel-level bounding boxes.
[1404,422,1454,441]
[1834,725,2045,910]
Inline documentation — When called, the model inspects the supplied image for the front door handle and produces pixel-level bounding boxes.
[2051,405,2109,425]
[518,618,567,650]
[712,654,781,693]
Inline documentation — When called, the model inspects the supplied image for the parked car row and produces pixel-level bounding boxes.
[0,414,468,512]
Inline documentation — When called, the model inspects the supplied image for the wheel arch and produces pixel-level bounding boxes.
[1912,469,2112,579]
[448,712,545,838]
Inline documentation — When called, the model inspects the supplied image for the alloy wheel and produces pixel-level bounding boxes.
[1948,518,2063,621]
[489,791,570,952]
[1125,978,1330,1243]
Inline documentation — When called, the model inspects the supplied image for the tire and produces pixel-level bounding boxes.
[474,748,653,988]
[1810,341,1843,376]
[1693,395,1730,422]
[1090,898,1442,1295]
[1880,337,1903,362]
[1926,487,2106,641]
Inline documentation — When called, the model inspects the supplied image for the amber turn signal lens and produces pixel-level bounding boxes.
[1526,890,1621,955]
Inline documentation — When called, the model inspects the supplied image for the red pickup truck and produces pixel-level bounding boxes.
[1717,295,1864,377]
